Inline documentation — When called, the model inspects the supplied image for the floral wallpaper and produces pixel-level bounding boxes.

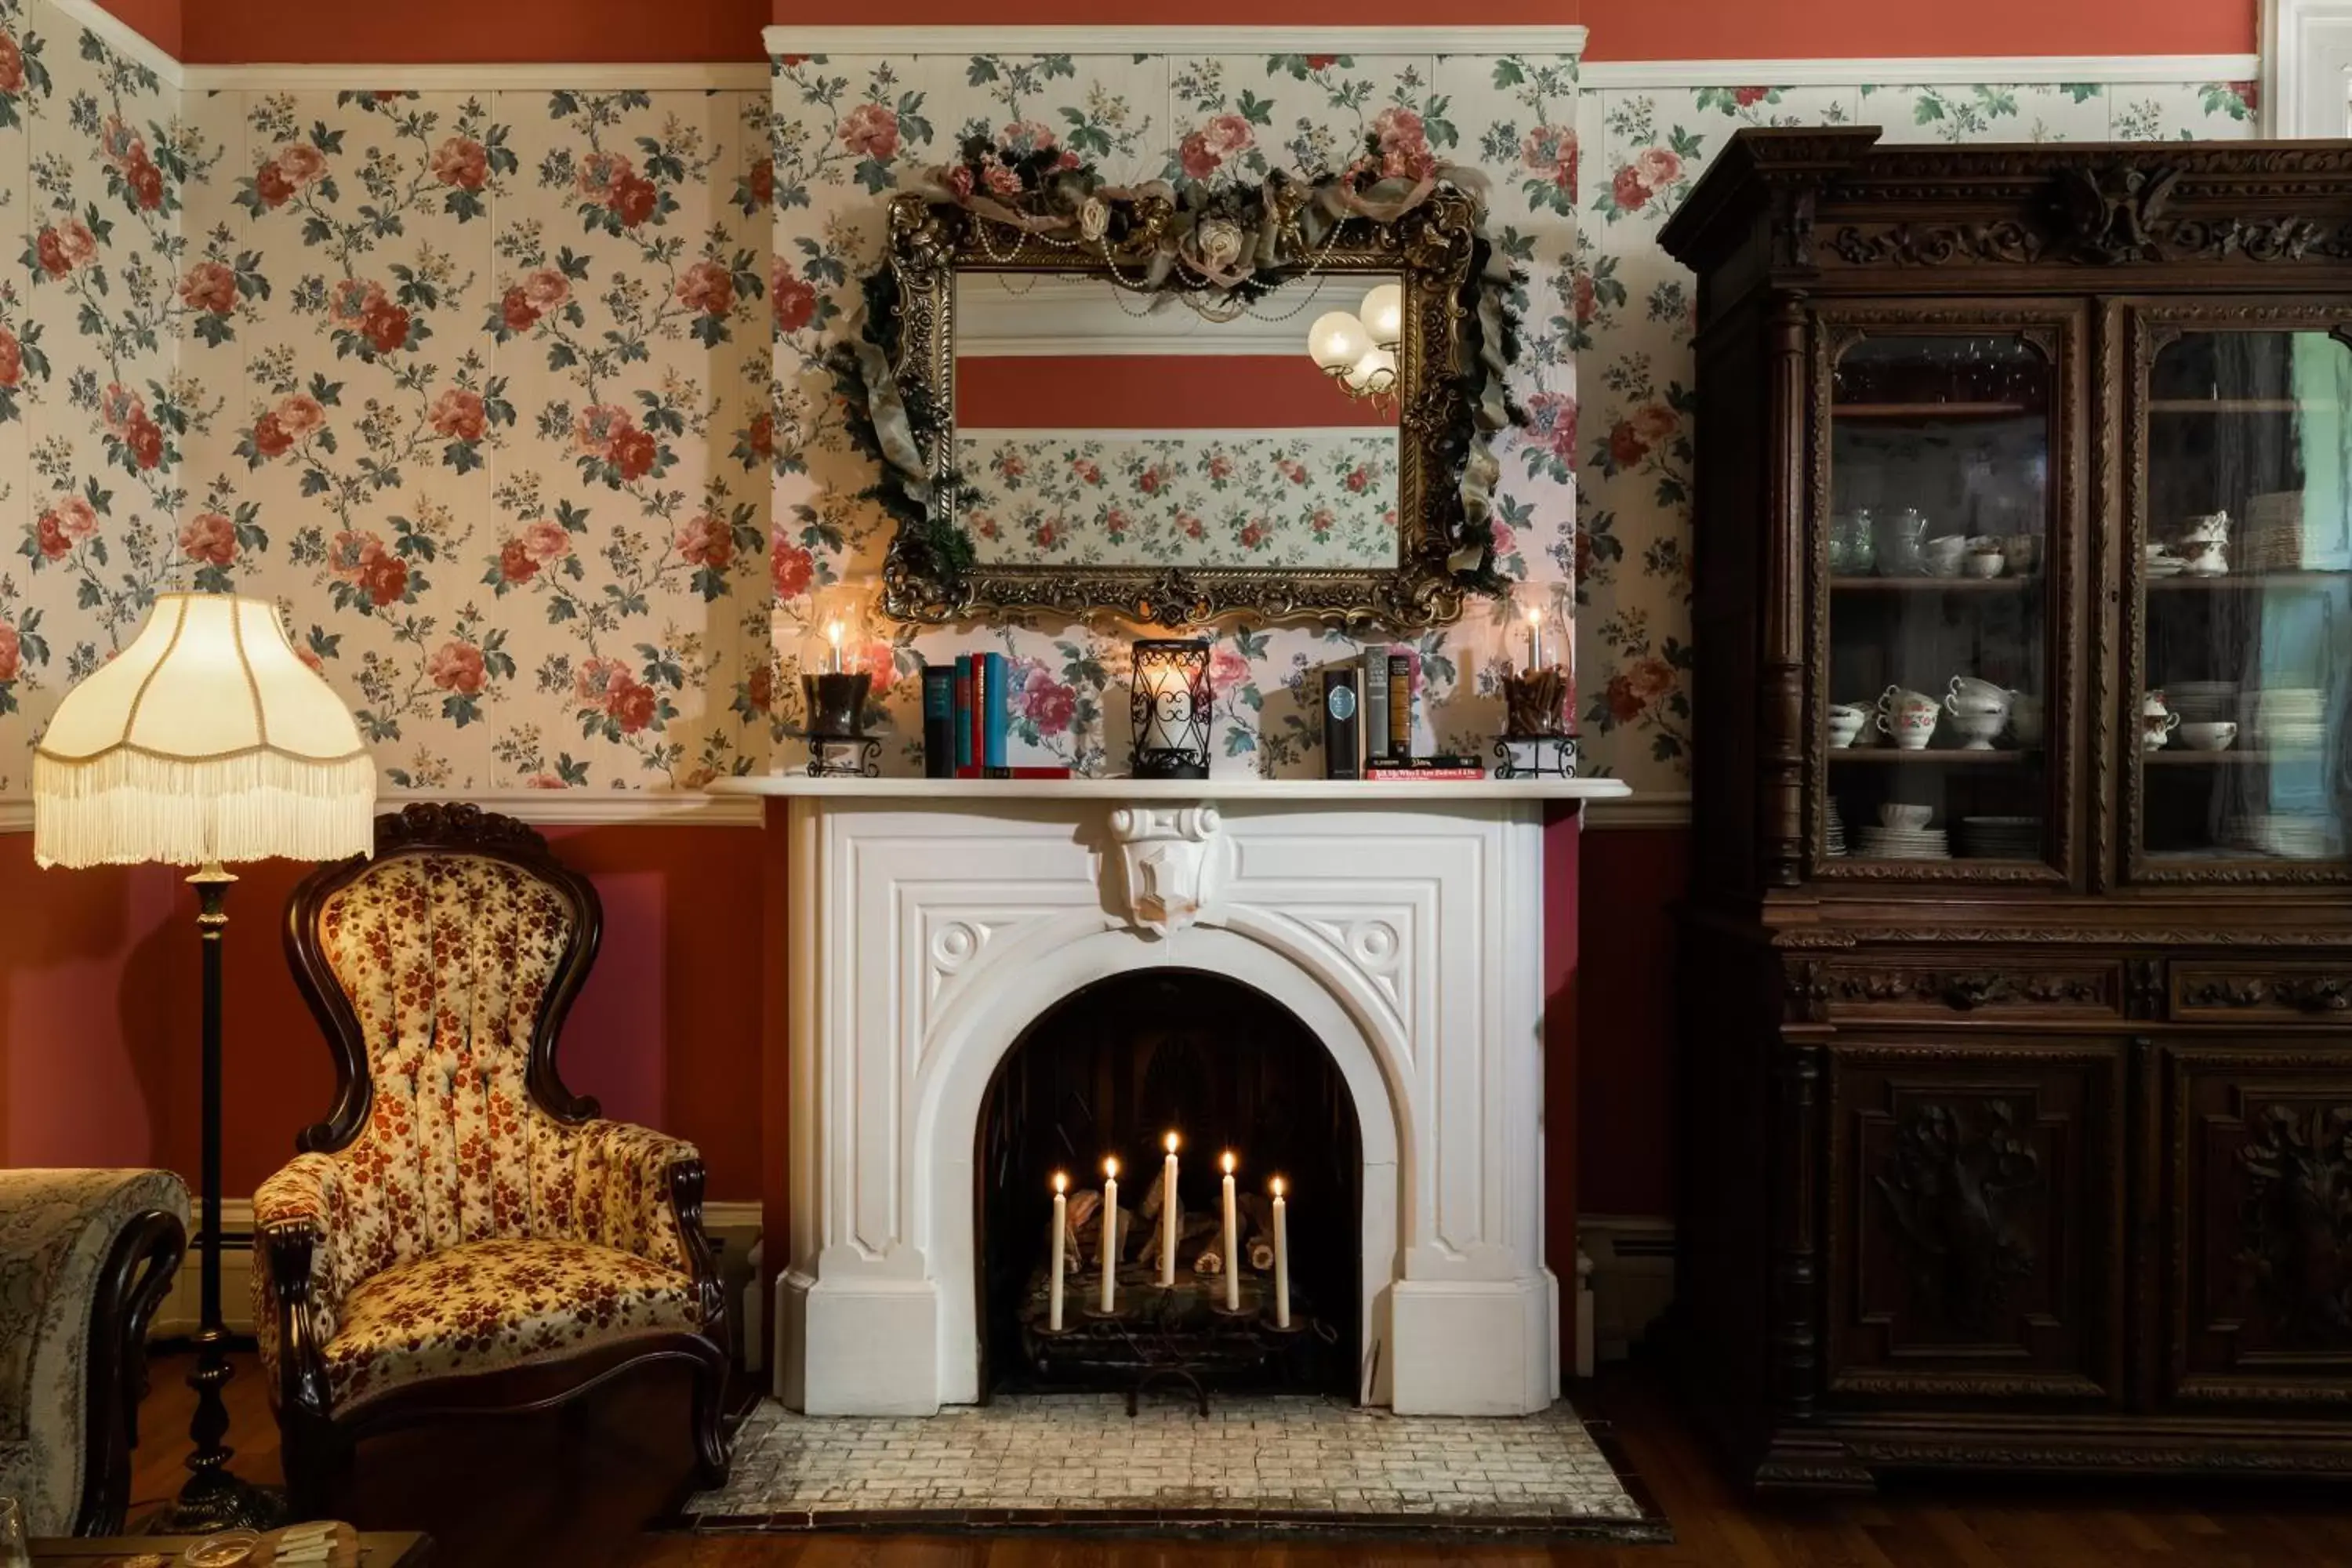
[0,15,2268,801]
[1567,74,2260,791]
[956,431,1400,569]
[771,49,1583,776]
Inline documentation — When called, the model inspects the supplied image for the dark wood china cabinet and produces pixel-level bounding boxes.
[1661,129,2352,1490]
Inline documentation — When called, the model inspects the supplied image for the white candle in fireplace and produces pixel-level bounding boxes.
[1100,1156,1120,1313]
[1160,1132,1181,1288]
[1049,1171,1068,1331]
[1270,1176,1290,1329]
[1220,1151,1240,1311]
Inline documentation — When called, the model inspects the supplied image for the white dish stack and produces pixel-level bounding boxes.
[1825,797,1848,858]
[1858,804,1951,859]
[2168,681,2240,728]
[1956,815,2044,858]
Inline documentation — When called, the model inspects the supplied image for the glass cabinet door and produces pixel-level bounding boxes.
[1816,318,2075,880]
[2129,315,2352,881]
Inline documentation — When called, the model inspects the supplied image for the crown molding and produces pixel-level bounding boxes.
[0,790,767,833]
[39,0,183,85]
[1578,53,2259,87]
[1581,791,1690,829]
[765,26,1588,59]
[180,62,771,92]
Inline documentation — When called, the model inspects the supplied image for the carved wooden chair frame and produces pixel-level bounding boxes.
[261,802,729,1515]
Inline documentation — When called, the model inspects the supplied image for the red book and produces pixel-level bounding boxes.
[953,765,1075,779]
[1367,766,1486,782]
[953,659,973,768]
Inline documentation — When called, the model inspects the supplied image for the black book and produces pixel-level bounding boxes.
[1322,666,1362,779]
[921,665,955,779]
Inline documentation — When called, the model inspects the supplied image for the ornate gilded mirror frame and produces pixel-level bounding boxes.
[837,152,1518,631]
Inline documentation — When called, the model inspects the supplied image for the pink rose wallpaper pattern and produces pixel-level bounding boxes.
[956,432,1401,570]
[0,12,2260,800]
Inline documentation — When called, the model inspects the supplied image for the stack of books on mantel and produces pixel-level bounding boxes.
[1319,644,1486,781]
[920,656,1073,779]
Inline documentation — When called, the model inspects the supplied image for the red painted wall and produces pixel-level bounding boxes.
[1574,825,1685,1218]
[0,824,766,1200]
[162,0,2256,64]
[91,0,182,57]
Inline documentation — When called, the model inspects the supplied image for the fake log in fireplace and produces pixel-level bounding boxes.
[976,967,1363,1401]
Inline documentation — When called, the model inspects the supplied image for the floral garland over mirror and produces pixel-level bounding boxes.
[832,133,1525,630]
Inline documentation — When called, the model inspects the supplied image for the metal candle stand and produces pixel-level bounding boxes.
[800,672,880,777]
[1023,1271,1329,1417]
[1494,666,1579,779]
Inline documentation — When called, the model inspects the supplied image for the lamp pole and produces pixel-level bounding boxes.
[153,864,285,1533]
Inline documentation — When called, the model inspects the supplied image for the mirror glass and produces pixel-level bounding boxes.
[951,272,1403,572]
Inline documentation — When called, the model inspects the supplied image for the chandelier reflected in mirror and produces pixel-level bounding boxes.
[1306,281,1403,403]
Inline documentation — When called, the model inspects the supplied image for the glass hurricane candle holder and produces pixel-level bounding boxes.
[1131,638,1211,779]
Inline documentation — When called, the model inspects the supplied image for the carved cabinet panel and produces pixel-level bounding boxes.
[1824,1038,2125,1403]
[2164,1042,2352,1408]
[2173,964,2352,1023]
[1820,960,2125,1021]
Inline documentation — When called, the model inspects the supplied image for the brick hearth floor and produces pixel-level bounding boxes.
[683,1395,1654,1527]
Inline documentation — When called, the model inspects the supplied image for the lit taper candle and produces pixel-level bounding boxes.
[1160,1132,1181,1288]
[1100,1156,1120,1313]
[1220,1151,1241,1311]
[1270,1176,1291,1328]
[1048,1171,1068,1331]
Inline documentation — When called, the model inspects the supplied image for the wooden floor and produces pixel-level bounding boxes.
[127,1348,2352,1566]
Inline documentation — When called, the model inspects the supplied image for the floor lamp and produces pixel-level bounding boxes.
[32,590,375,1531]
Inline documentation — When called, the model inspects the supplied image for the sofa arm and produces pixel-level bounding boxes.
[252,1155,350,1422]
[538,1120,722,1331]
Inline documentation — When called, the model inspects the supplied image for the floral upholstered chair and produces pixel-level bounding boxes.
[0,1168,187,1535]
[254,803,729,1514]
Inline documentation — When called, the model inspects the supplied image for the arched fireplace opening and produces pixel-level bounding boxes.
[975,967,1363,1401]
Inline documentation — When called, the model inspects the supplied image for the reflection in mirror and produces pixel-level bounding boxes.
[952,273,1401,572]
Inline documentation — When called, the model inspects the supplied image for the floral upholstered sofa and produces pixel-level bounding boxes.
[0,1168,187,1535]
[252,803,729,1513]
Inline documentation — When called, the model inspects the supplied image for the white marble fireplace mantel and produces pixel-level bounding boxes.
[710,771,1625,1417]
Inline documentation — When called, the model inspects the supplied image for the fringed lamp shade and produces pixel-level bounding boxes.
[32,592,376,869]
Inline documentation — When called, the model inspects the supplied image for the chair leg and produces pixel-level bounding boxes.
[689,1348,731,1491]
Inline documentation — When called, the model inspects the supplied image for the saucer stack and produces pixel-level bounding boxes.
[2168,681,2239,725]
[2227,811,2343,859]
[1857,823,1951,859]
[1957,815,2043,858]
[1825,798,1848,858]
[2245,687,2327,752]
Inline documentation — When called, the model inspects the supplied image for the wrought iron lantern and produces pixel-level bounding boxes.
[1130,638,1211,780]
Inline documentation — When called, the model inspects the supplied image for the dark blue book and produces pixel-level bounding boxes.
[921,665,954,778]
[982,652,1008,768]
[953,655,974,770]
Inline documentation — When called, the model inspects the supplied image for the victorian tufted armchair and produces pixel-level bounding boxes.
[254,803,729,1515]
[0,1168,187,1535]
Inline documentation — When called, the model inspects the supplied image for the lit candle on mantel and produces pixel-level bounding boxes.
[1048,1171,1068,1331]
[825,617,844,674]
[1160,1132,1181,1289]
[1270,1176,1291,1329]
[1220,1151,1241,1311]
[1100,1156,1120,1313]
[1525,605,1544,673]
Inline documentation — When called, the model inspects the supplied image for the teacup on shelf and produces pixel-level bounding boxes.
[1878,803,1934,830]
[1946,676,2011,717]
[1947,710,2007,750]
[2180,510,2230,546]
[1923,535,1969,577]
[1878,705,1940,751]
[2006,692,2044,746]
[2183,539,2230,577]
[1965,548,2006,579]
[2004,534,2042,575]
[1828,702,1869,748]
[1880,684,1936,714]
[2176,720,2238,752]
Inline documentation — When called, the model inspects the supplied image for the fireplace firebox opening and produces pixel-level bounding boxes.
[975,967,1363,1402]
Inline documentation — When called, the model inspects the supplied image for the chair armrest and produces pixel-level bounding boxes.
[77,1207,185,1535]
[540,1120,724,1334]
[252,1155,349,1423]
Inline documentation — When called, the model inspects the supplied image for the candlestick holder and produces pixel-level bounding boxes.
[1130,638,1211,780]
[1494,666,1578,779]
[800,672,878,778]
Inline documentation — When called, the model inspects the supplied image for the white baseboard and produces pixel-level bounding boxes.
[150,1198,763,1339]
[1577,1214,1674,1364]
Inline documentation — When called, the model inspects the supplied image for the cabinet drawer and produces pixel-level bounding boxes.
[2173,963,2352,1023]
[1819,960,2125,1022]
